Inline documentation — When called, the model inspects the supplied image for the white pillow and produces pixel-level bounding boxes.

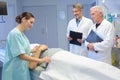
[30,43,40,50]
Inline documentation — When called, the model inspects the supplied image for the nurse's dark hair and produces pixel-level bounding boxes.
[16,12,34,24]
[73,3,83,10]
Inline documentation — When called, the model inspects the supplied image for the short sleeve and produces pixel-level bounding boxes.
[8,31,27,58]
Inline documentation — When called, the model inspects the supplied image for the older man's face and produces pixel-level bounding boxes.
[90,9,101,23]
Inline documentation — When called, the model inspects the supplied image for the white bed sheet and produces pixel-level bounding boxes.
[40,51,120,80]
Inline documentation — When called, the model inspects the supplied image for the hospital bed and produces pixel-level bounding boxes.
[0,40,6,80]
[1,42,120,80]
[30,48,120,80]
[0,40,5,63]
[0,48,5,80]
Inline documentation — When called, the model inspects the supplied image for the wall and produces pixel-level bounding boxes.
[0,0,15,40]
[96,0,120,13]
[22,0,95,50]
[0,0,96,50]
[0,0,23,40]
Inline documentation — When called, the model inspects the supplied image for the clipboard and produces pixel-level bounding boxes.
[86,30,103,43]
[69,31,83,46]
[86,30,103,53]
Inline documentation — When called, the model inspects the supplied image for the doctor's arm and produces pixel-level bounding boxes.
[85,24,115,52]
[93,26,115,52]
[66,22,73,41]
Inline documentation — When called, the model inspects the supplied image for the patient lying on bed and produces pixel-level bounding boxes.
[29,47,120,80]
[29,48,62,80]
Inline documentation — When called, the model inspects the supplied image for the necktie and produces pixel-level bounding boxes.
[76,19,80,27]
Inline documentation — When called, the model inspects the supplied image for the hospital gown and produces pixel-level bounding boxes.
[2,28,31,80]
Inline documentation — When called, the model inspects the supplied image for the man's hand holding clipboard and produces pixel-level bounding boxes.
[69,31,83,46]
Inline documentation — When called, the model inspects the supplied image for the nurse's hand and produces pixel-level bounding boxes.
[67,36,73,41]
[42,56,51,63]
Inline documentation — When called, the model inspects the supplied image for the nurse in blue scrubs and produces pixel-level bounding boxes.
[2,12,51,80]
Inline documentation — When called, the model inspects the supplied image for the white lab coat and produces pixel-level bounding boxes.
[67,16,93,56]
[85,19,115,64]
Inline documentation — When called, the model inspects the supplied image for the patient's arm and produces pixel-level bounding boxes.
[29,44,49,69]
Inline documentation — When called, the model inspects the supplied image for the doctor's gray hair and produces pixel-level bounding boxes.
[90,6,103,13]
[73,3,83,10]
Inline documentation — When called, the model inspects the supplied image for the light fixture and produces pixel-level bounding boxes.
[102,0,105,3]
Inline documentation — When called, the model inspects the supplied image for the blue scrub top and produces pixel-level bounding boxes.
[2,28,31,80]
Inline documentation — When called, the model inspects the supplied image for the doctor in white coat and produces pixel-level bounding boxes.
[85,6,115,64]
[67,3,93,56]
